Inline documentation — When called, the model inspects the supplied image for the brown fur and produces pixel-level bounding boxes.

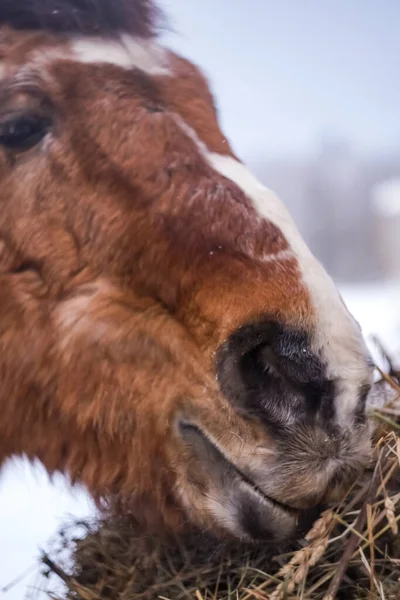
[0,20,371,543]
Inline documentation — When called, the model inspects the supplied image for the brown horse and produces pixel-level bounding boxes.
[0,0,374,545]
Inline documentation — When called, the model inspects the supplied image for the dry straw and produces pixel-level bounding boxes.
[28,347,400,600]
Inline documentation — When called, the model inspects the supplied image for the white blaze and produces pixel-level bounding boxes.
[26,35,170,77]
[173,116,372,423]
[70,35,170,75]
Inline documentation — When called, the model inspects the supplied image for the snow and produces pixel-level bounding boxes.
[0,281,399,600]
[0,461,95,599]
[339,279,400,364]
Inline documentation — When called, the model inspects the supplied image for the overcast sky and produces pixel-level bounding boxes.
[161,0,400,160]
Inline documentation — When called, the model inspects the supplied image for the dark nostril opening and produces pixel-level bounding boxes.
[216,319,332,424]
[216,321,281,415]
[216,321,299,423]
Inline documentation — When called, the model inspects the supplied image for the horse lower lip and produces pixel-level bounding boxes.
[239,473,302,517]
[179,419,301,514]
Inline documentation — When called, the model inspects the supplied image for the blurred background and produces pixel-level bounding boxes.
[1,1,399,598]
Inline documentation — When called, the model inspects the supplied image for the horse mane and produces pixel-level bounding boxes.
[0,0,164,38]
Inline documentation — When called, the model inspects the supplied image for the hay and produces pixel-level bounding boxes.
[38,355,400,600]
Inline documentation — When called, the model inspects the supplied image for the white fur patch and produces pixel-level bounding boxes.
[262,248,294,263]
[173,116,373,424]
[70,35,170,75]
[26,35,170,78]
[55,279,114,352]
[205,154,372,421]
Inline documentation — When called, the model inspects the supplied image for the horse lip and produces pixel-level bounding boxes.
[178,419,301,516]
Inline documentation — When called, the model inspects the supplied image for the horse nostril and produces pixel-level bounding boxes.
[216,319,331,424]
[216,321,297,420]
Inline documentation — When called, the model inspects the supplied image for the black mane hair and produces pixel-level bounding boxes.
[0,0,164,38]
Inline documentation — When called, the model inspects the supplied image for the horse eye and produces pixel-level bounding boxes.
[0,114,52,151]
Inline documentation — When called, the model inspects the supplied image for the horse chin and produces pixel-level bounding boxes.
[177,418,371,544]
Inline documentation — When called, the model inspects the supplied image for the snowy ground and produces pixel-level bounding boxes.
[0,280,399,600]
[340,279,400,364]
